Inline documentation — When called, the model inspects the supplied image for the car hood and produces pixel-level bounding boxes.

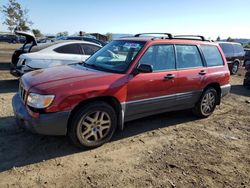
[15,30,37,45]
[21,64,125,93]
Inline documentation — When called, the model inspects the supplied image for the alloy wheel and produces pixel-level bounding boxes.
[78,111,111,143]
[201,92,216,115]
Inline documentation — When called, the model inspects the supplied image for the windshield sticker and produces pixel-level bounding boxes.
[123,43,140,49]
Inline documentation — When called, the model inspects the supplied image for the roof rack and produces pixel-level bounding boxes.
[174,35,207,41]
[134,33,173,39]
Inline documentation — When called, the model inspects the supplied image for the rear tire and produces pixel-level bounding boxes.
[192,87,218,118]
[68,101,117,149]
[230,62,239,75]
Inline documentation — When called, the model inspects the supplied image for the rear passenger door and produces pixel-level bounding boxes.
[54,43,84,64]
[174,45,206,107]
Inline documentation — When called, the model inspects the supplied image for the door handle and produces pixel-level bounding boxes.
[199,70,207,75]
[164,74,175,80]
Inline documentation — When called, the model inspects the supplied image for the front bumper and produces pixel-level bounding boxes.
[12,94,70,135]
[10,64,33,77]
[10,63,22,77]
[220,84,231,97]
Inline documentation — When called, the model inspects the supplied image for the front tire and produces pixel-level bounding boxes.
[192,87,218,118]
[68,101,117,149]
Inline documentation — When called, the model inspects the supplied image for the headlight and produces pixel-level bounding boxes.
[27,93,55,109]
[18,58,26,66]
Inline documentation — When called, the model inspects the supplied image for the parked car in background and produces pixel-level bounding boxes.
[10,31,38,75]
[12,33,231,148]
[12,40,101,76]
[244,48,250,66]
[37,37,55,43]
[10,32,107,75]
[0,34,19,43]
[57,36,107,46]
[217,42,245,74]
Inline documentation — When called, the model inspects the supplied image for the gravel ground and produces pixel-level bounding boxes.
[0,43,249,188]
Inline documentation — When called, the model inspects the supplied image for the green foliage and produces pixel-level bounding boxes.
[216,36,221,41]
[106,32,113,41]
[57,31,69,37]
[1,0,33,32]
[32,29,42,37]
[244,43,250,48]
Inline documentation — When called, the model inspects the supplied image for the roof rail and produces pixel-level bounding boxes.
[174,35,207,41]
[134,33,173,39]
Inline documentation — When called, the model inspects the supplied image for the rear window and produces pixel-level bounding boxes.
[200,45,224,67]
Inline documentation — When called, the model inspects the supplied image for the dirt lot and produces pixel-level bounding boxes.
[0,43,249,188]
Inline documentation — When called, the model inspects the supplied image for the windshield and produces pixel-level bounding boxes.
[84,40,145,73]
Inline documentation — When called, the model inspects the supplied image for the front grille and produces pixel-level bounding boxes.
[19,81,27,103]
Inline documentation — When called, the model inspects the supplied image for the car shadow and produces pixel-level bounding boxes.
[0,62,11,71]
[0,110,195,172]
[0,79,19,93]
[230,85,250,97]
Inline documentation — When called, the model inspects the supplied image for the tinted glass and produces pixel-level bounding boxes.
[219,43,234,55]
[233,44,244,54]
[245,50,250,56]
[54,44,81,54]
[85,40,145,73]
[138,45,175,71]
[176,45,203,69]
[80,44,100,55]
[200,45,224,66]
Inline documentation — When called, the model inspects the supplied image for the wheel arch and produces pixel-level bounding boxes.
[67,96,123,134]
[204,82,221,105]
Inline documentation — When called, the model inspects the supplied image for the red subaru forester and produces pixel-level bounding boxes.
[12,33,231,148]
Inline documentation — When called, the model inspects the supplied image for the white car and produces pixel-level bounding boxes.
[15,40,101,75]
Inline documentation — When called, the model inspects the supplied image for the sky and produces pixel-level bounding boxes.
[0,0,250,39]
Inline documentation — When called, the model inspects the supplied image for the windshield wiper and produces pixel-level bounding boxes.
[82,62,102,70]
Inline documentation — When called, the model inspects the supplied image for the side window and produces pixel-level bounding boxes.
[233,44,244,55]
[80,44,100,55]
[54,44,81,54]
[176,45,203,69]
[200,45,224,67]
[219,43,234,56]
[138,44,175,71]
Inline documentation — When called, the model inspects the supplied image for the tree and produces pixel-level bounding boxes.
[2,0,33,32]
[32,29,42,37]
[57,31,69,37]
[227,37,234,42]
[245,43,250,48]
[106,32,113,41]
[216,36,221,41]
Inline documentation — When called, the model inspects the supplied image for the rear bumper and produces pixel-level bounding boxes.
[12,94,70,135]
[221,84,231,97]
[243,71,250,87]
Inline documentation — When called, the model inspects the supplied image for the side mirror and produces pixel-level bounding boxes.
[136,64,153,73]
